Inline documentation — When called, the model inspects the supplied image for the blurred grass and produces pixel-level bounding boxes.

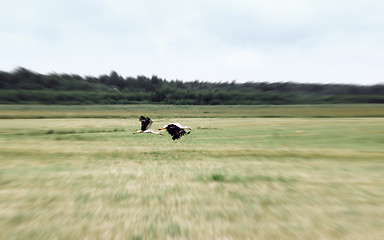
[0,106,384,239]
[1,104,384,118]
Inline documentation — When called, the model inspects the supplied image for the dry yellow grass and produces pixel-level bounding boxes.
[1,115,384,239]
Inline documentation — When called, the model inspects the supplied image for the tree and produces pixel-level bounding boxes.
[109,71,126,89]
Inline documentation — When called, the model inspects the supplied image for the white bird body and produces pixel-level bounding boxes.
[134,129,162,134]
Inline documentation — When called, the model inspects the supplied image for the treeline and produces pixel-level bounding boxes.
[1,67,383,105]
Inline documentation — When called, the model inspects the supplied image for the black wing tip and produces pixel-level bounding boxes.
[172,135,181,140]
[140,115,151,121]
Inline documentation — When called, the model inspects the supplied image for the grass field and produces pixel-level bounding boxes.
[1,103,384,118]
[1,105,383,239]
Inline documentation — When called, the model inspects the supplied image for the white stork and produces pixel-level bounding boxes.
[158,123,193,140]
[132,116,163,135]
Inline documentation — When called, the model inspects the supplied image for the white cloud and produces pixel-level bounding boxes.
[1,0,383,84]
[220,47,262,69]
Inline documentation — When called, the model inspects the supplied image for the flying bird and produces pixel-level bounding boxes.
[158,123,193,140]
[132,116,163,135]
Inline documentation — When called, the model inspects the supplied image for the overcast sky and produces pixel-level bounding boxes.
[1,0,383,85]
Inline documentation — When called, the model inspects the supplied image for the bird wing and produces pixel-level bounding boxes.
[172,123,184,128]
[140,116,152,131]
[165,124,179,139]
[166,124,187,140]
[147,118,153,129]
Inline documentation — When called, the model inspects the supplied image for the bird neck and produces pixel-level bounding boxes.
[148,129,161,134]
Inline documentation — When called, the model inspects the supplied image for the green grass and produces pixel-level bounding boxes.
[0,105,384,239]
[1,104,384,118]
